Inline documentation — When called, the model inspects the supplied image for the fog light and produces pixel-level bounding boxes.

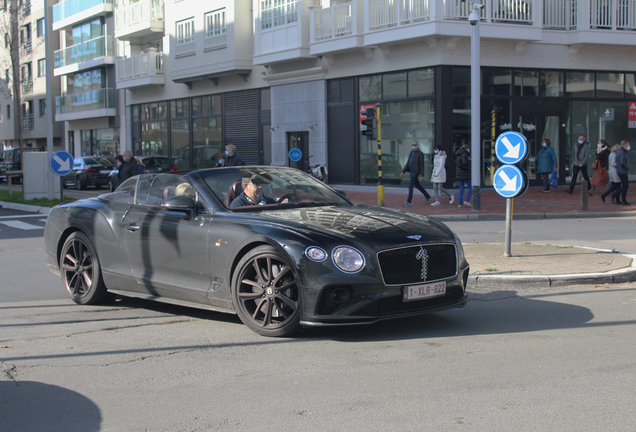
[329,287,351,304]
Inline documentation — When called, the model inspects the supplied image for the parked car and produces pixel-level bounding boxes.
[62,156,115,190]
[0,147,38,184]
[108,156,177,191]
[44,166,469,337]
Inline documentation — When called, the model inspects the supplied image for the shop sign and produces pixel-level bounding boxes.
[629,102,636,128]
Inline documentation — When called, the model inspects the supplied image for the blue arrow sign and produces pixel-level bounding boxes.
[289,148,302,162]
[493,165,528,198]
[495,131,529,165]
[49,150,74,177]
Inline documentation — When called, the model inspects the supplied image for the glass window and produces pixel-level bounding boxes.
[359,75,381,101]
[39,98,46,117]
[383,72,407,99]
[141,121,168,156]
[482,69,511,96]
[514,70,539,96]
[37,58,45,77]
[192,116,222,169]
[261,0,297,30]
[452,67,470,96]
[36,18,45,38]
[176,18,195,45]
[408,69,434,98]
[540,71,562,97]
[205,8,226,39]
[141,102,167,120]
[626,74,636,96]
[596,73,624,98]
[170,98,189,118]
[566,72,594,97]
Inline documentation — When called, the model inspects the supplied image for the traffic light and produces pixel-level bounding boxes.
[362,107,377,140]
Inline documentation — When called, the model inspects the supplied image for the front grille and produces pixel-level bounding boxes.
[354,285,465,317]
[377,244,457,285]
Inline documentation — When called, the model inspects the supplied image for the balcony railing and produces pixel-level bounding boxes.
[53,0,113,26]
[21,79,33,95]
[116,49,163,81]
[22,114,34,131]
[54,35,114,69]
[55,88,116,115]
[115,0,164,32]
[543,0,577,29]
[20,40,32,57]
[204,32,227,51]
[20,1,31,19]
[314,3,353,41]
[369,0,430,29]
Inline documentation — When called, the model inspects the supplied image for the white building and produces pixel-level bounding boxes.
[95,0,636,185]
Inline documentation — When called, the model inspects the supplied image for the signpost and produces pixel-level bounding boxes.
[288,148,302,163]
[493,132,529,257]
[49,151,73,202]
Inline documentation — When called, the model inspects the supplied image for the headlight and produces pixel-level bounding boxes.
[305,246,327,262]
[332,246,365,273]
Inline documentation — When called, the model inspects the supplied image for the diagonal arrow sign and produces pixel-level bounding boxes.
[53,154,70,172]
[501,136,520,160]
[498,170,518,192]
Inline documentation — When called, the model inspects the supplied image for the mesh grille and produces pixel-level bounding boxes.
[377,244,457,285]
[354,286,465,317]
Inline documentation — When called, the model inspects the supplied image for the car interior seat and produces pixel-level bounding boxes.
[163,185,176,200]
[224,181,242,207]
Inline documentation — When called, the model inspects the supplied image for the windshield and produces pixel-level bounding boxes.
[201,167,351,211]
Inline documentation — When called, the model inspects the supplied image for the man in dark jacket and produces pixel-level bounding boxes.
[610,140,631,205]
[118,150,139,183]
[224,145,243,167]
[454,143,472,207]
[566,135,591,194]
[230,176,277,207]
[400,140,433,207]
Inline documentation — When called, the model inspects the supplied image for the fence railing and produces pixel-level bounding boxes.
[55,88,116,115]
[22,114,34,131]
[369,0,429,29]
[313,3,353,41]
[115,0,164,32]
[20,40,32,58]
[54,35,114,69]
[543,0,577,29]
[116,49,163,81]
[21,79,33,95]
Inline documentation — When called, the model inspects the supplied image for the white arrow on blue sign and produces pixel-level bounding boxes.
[289,148,302,162]
[493,165,527,198]
[495,131,529,165]
[49,150,74,177]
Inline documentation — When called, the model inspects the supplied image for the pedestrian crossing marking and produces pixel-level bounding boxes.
[0,221,44,230]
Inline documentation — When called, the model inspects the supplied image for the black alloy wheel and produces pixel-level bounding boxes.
[60,232,109,305]
[232,245,301,337]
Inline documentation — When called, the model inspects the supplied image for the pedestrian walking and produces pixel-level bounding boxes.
[224,144,243,167]
[565,135,591,194]
[118,150,138,183]
[430,144,453,206]
[455,142,472,207]
[533,138,558,193]
[600,144,622,203]
[590,139,610,196]
[610,140,631,205]
[400,140,433,207]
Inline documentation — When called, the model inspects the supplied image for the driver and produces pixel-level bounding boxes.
[230,175,277,208]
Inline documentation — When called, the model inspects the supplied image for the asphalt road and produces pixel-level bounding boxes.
[1,210,635,431]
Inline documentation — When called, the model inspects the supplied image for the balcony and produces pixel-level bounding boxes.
[22,114,34,131]
[52,0,113,32]
[309,2,363,55]
[115,0,164,42]
[19,40,32,57]
[55,88,116,121]
[20,1,31,19]
[53,35,115,76]
[21,78,33,95]
[116,48,164,89]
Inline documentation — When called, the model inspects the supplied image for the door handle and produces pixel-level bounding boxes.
[125,223,140,232]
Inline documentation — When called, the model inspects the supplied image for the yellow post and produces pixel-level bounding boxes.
[490,108,496,186]
[376,104,384,207]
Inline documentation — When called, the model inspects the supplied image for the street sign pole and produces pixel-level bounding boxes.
[376,104,384,207]
[504,198,513,257]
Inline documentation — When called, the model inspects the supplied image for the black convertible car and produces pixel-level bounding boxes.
[44,166,469,337]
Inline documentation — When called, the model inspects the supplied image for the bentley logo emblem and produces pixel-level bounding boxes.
[407,235,421,240]
[415,246,429,281]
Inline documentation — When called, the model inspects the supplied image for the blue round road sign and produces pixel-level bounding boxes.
[49,150,74,177]
[493,165,528,198]
[289,148,302,162]
[495,131,528,165]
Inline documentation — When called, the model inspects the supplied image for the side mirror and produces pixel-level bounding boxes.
[162,194,197,216]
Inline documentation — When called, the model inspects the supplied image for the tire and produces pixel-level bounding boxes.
[59,232,109,305]
[231,245,301,337]
[77,176,86,190]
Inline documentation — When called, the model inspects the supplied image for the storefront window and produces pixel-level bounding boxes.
[482,69,511,96]
[540,71,563,97]
[514,70,539,96]
[171,98,190,169]
[359,75,381,101]
[452,67,470,95]
[408,69,434,98]
[383,72,407,99]
[140,122,168,156]
[80,128,119,156]
[596,73,624,98]
[566,72,594,97]
[626,74,636,95]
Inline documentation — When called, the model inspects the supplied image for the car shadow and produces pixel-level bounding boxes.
[0,381,101,432]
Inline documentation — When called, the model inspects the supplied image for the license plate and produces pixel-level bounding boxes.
[403,281,446,302]
[100,170,111,174]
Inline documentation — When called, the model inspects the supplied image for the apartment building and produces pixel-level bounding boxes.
[113,0,636,187]
[0,0,63,151]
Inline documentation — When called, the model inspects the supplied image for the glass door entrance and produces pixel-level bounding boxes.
[516,114,562,186]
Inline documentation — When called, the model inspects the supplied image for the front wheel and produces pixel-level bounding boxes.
[231,245,301,337]
[59,232,109,305]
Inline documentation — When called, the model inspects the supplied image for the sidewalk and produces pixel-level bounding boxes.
[2,183,636,289]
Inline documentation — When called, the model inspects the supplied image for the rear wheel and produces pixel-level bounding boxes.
[231,245,301,337]
[59,232,109,305]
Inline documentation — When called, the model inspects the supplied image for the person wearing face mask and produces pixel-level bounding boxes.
[216,154,227,167]
[610,140,631,205]
[601,144,621,203]
[533,138,558,192]
[565,135,591,195]
[454,142,472,207]
[590,139,610,196]
[118,150,139,183]
[224,144,243,167]
[430,145,453,206]
[400,140,433,207]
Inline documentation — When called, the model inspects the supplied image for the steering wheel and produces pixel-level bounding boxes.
[277,193,297,203]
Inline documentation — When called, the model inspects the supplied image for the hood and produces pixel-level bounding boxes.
[252,205,454,247]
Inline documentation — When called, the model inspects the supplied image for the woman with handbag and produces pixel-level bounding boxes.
[533,138,558,193]
[590,139,610,196]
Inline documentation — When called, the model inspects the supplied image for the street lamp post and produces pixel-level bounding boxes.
[469,1,482,210]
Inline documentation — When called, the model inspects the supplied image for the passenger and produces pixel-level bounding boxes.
[230,176,277,207]
[176,183,195,198]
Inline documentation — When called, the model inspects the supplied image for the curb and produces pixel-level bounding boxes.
[430,211,636,221]
[0,201,52,214]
